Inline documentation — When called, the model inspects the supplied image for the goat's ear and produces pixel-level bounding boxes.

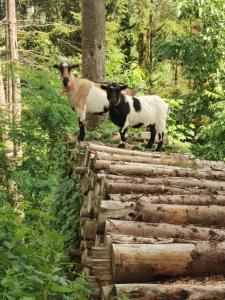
[120,84,128,90]
[101,85,108,90]
[52,64,59,69]
[71,64,79,69]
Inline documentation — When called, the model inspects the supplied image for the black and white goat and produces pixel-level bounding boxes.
[53,60,134,141]
[101,82,168,151]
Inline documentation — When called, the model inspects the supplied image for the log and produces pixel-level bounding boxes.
[106,182,224,196]
[82,143,225,171]
[104,220,225,242]
[80,240,95,250]
[91,247,112,284]
[112,242,225,283]
[98,174,225,192]
[105,234,200,246]
[75,166,89,174]
[136,202,225,226]
[95,160,225,181]
[97,200,136,233]
[109,194,225,206]
[97,201,225,232]
[95,151,203,170]
[111,283,225,300]
[82,220,97,240]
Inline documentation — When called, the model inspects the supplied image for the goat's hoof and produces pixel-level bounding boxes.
[118,143,126,149]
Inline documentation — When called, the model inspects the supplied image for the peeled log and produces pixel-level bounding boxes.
[95,160,225,181]
[112,242,225,283]
[95,151,199,169]
[136,202,225,226]
[82,220,97,240]
[105,234,200,246]
[106,182,223,196]
[105,220,225,242]
[97,200,225,232]
[98,174,225,192]
[111,283,225,300]
[97,200,136,233]
[109,194,225,206]
[80,143,225,171]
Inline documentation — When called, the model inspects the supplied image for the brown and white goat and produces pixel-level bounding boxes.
[53,61,134,141]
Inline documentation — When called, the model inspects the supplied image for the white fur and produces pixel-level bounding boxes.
[86,83,109,114]
[121,95,168,139]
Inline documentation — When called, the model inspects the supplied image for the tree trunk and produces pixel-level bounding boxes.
[0,65,6,143]
[111,283,225,300]
[81,0,105,129]
[6,0,22,157]
[104,220,225,242]
[112,242,225,283]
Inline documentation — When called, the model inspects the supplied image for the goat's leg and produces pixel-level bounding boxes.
[156,132,164,151]
[77,107,86,141]
[118,127,128,148]
[78,118,85,141]
[147,124,156,149]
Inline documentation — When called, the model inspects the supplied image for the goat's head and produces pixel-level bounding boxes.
[101,82,128,107]
[53,62,76,89]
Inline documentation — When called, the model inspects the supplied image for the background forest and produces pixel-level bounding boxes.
[0,0,224,299]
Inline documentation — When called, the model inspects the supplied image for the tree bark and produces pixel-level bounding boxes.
[112,242,225,283]
[111,283,225,300]
[0,65,6,143]
[6,0,22,157]
[81,0,106,129]
[104,220,225,242]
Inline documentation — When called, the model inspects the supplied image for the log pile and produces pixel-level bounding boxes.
[74,142,225,299]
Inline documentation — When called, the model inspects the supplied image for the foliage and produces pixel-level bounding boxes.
[1,1,225,298]
[0,204,91,299]
[0,65,90,298]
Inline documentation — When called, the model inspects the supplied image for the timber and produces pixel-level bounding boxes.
[104,220,225,241]
[111,283,225,300]
[72,142,225,299]
[108,194,225,206]
[95,160,225,181]
[112,242,225,283]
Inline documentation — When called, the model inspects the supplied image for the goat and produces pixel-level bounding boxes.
[101,82,168,151]
[53,61,111,141]
[53,61,134,141]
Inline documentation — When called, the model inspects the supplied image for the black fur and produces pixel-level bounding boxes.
[132,123,143,128]
[147,124,156,149]
[156,132,164,151]
[119,128,128,142]
[109,94,130,128]
[133,97,142,112]
[78,119,85,141]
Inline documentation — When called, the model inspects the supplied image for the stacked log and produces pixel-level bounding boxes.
[74,142,225,299]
